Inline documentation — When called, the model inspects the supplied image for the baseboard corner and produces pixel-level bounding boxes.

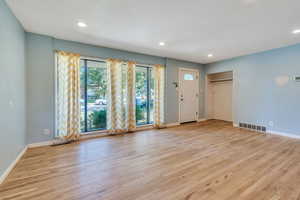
[27,140,54,148]
[0,146,28,185]
[233,123,239,127]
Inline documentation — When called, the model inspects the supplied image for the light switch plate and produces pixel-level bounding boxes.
[43,129,51,135]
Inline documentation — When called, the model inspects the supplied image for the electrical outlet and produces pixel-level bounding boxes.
[43,129,50,135]
[269,121,274,127]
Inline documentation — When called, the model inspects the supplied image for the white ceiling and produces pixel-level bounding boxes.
[6,0,300,64]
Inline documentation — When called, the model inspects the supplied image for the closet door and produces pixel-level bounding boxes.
[213,81,232,121]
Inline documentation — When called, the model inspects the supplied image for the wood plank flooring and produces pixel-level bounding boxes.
[1,120,300,200]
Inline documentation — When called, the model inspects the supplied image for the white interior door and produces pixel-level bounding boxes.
[212,81,232,121]
[179,69,199,123]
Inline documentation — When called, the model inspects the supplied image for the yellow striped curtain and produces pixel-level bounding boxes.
[55,51,81,141]
[107,59,136,134]
[153,64,165,128]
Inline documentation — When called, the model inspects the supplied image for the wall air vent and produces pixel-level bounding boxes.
[238,122,266,133]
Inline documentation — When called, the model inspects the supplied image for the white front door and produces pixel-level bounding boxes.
[179,69,199,123]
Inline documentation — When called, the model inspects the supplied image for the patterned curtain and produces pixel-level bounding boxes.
[153,64,165,128]
[107,59,136,134]
[55,51,81,141]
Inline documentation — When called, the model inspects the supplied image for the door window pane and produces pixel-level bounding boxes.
[184,73,194,80]
[80,60,86,132]
[86,61,107,131]
[136,67,148,124]
[80,59,107,133]
[150,70,154,123]
[136,66,153,125]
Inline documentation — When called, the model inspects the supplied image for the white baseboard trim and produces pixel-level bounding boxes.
[166,122,181,127]
[27,140,54,148]
[233,123,239,127]
[0,146,28,185]
[267,130,300,139]
[197,118,207,122]
[166,119,207,127]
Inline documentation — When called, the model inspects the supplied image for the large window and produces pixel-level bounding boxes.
[80,59,107,132]
[80,61,154,133]
[135,66,154,125]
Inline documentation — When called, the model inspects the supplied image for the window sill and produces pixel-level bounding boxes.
[81,129,107,135]
[80,124,154,139]
[136,124,153,131]
[80,130,108,140]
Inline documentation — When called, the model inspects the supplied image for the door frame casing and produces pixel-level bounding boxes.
[178,68,200,123]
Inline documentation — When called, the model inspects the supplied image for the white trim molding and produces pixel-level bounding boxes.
[0,146,28,185]
[267,130,300,139]
[233,124,300,140]
[166,122,181,127]
[197,118,207,122]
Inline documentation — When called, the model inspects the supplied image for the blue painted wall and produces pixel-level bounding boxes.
[26,33,55,144]
[205,44,300,135]
[26,33,204,144]
[0,0,26,177]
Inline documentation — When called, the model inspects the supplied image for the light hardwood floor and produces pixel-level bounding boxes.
[1,120,300,200]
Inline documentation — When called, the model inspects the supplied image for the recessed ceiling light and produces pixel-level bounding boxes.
[77,21,87,28]
[208,54,213,57]
[292,29,300,34]
[159,42,165,46]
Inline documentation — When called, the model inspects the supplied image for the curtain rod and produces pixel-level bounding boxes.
[55,50,159,68]
[81,55,155,68]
